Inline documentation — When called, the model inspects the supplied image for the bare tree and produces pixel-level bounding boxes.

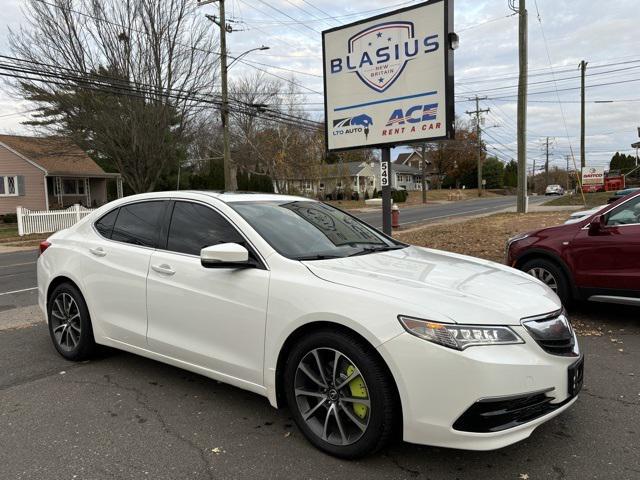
[229,72,281,175]
[9,0,218,192]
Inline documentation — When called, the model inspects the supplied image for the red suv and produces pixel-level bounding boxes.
[507,191,640,306]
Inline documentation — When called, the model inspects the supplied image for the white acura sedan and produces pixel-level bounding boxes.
[38,191,583,458]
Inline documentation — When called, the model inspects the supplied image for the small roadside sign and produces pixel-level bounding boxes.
[381,161,390,188]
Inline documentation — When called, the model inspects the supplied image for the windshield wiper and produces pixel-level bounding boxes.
[348,245,407,257]
[296,254,343,261]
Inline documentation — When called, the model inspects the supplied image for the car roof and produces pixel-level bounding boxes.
[617,187,640,195]
[112,190,316,204]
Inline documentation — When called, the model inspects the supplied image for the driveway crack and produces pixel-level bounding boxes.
[70,374,215,480]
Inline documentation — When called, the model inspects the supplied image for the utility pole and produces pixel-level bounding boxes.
[466,96,489,197]
[200,0,237,191]
[543,137,554,186]
[514,0,528,213]
[421,143,427,204]
[580,60,588,169]
[566,155,570,191]
[532,158,536,194]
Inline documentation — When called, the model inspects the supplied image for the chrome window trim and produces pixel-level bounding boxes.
[91,198,171,252]
[91,196,270,269]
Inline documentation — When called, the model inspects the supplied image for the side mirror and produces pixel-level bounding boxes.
[201,243,251,268]
[588,215,606,235]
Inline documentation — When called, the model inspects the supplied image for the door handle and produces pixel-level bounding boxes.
[89,247,107,257]
[151,264,176,276]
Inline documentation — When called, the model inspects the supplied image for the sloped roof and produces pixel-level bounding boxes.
[394,153,413,164]
[0,134,110,176]
[393,163,422,175]
[371,160,422,175]
[394,151,431,166]
[324,161,371,177]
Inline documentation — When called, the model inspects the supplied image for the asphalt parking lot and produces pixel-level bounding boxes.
[0,250,638,480]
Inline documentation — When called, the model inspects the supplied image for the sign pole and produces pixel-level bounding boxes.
[381,147,392,235]
[322,0,456,229]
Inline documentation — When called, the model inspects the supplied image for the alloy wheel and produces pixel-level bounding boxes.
[527,267,558,292]
[294,348,371,446]
[50,293,82,352]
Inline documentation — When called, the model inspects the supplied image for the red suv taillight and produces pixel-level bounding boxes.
[39,241,51,255]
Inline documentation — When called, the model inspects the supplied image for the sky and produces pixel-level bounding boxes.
[0,0,639,172]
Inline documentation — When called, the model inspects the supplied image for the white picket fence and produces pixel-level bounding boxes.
[17,204,95,236]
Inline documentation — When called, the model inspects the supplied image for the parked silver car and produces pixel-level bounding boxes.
[545,185,565,196]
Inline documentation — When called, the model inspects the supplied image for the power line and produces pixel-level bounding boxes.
[457,65,640,96]
[457,58,640,86]
[532,0,586,203]
[0,60,323,132]
[30,0,323,97]
[251,0,319,34]
[476,77,640,100]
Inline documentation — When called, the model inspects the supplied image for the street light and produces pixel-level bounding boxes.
[228,46,270,70]
[200,0,271,191]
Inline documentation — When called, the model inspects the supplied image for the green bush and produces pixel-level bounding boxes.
[2,213,17,224]
[374,189,407,203]
[392,190,408,203]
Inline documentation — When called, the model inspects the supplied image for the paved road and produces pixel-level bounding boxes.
[0,304,638,480]
[358,194,550,228]
[0,250,38,311]
[354,195,548,229]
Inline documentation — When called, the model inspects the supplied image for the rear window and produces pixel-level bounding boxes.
[95,209,119,239]
[110,201,166,247]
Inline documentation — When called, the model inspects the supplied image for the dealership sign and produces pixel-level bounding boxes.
[582,167,605,186]
[322,0,454,152]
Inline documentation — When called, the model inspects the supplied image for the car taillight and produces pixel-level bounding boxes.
[39,241,51,255]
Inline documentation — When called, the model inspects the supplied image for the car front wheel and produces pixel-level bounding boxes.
[521,258,571,305]
[284,329,398,458]
[48,283,97,361]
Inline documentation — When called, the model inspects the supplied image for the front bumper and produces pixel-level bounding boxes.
[377,327,580,450]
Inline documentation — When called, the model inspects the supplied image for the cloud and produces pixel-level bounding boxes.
[0,0,638,168]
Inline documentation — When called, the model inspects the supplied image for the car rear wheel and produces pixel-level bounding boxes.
[521,258,571,305]
[48,283,96,361]
[283,330,397,458]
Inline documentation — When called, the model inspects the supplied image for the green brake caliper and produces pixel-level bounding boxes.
[345,365,368,419]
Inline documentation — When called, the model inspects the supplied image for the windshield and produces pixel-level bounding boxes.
[230,200,406,260]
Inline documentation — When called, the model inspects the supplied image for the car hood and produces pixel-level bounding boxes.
[302,246,560,326]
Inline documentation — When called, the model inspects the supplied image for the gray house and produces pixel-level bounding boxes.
[371,159,425,191]
[278,161,378,199]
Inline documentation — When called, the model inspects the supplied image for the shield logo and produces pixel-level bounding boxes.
[347,21,415,93]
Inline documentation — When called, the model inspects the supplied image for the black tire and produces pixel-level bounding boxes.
[47,283,97,361]
[521,258,571,306]
[283,329,398,459]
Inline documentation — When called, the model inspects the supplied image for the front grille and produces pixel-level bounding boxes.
[536,337,576,355]
[453,391,564,433]
[522,311,577,356]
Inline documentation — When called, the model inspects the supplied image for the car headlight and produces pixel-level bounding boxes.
[398,316,524,350]
[507,232,529,246]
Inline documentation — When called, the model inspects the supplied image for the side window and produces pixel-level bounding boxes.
[111,201,166,247]
[606,197,640,226]
[95,208,119,239]
[167,202,244,256]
